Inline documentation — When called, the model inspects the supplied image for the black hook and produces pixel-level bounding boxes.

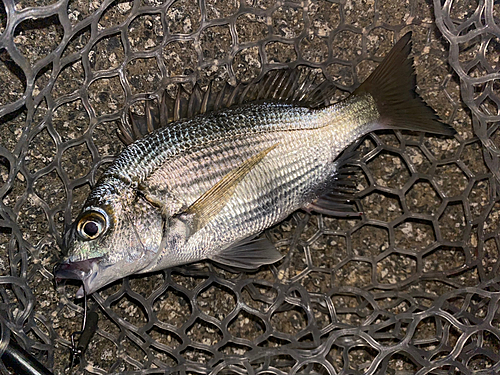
[68,289,99,368]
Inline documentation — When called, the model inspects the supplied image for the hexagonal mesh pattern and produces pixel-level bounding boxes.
[1,0,499,374]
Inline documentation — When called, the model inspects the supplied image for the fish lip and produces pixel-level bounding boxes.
[54,257,102,282]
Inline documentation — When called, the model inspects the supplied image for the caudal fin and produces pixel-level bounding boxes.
[353,32,456,136]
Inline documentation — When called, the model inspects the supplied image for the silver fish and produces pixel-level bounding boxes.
[54,33,455,296]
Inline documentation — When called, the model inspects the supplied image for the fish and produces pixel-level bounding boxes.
[54,32,456,296]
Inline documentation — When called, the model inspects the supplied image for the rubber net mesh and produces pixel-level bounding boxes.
[1,0,500,374]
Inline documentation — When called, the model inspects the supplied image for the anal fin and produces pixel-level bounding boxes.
[304,191,360,217]
[304,150,362,217]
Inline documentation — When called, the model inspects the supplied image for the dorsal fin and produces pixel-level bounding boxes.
[118,68,337,145]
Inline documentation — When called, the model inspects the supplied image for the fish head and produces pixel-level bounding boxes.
[55,182,164,296]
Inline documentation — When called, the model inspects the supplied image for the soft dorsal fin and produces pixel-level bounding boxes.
[186,143,278,233]
[118,68,337,145]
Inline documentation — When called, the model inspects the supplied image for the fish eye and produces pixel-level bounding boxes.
[77,210,107,240]
[83,221,99,237]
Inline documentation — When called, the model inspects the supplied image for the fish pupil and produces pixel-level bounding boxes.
[84,221,99,237]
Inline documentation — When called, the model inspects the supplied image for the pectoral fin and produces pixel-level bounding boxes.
[187,143,278,232]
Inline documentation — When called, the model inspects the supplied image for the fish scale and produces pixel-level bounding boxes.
[140,101,376,271]
[109,103,326,187]
[141,102,362,207]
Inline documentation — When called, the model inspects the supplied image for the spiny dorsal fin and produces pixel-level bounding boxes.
[186,143,279,233]
[353,32,456,136]
[119,68,337,145]
[118,99,164,145]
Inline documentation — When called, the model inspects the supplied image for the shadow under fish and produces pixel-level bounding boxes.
[54,32,456,298]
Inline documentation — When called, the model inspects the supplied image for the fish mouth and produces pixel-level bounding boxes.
[54,257,102,297]
[54,258,102,281]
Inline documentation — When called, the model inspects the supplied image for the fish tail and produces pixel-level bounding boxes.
[353,32,456,136]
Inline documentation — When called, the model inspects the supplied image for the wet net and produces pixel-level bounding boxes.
[1,0,500,373]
